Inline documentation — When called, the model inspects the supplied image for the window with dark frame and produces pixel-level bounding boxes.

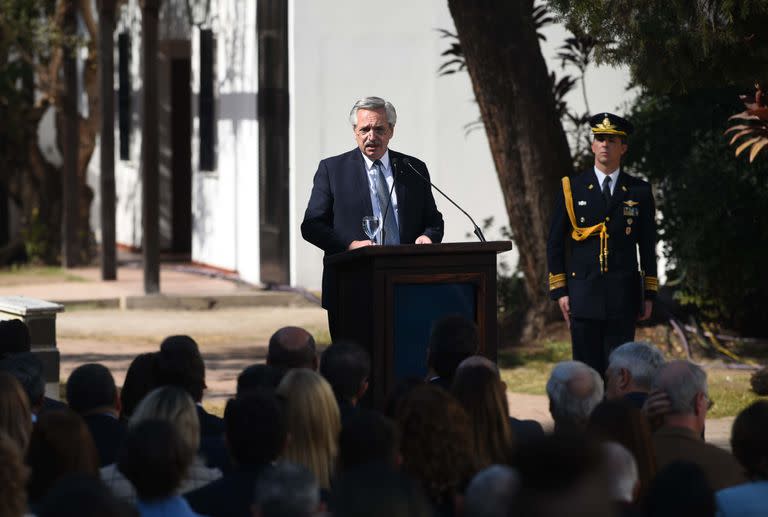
[118,32,131,161]
[199,29,215,171]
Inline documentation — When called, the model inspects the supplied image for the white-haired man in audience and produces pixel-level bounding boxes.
[546,361,604,433]
[651,360,746,491]
[605,341,665,409]
[602,442,639,516]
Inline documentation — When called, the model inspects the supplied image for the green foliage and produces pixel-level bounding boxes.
[624,87,768,335]
[549,0,768,94]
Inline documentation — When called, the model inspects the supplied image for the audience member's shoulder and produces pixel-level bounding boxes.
[509,417,545,444]
[197,405,224,434]
[716,481,768,517]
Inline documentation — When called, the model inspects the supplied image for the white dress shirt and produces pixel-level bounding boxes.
[593,166,621,196]
[361,150,400,227]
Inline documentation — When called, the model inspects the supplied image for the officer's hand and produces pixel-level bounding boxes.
[557,296,571,328]
[348,240,374,250]
[638,300,653,321]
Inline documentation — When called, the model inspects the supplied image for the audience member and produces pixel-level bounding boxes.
[715,400,768,516]
[0,319,31,359]
[396,384,476,516]
[650,360,746,491]
[451,363,514,466]
[643,461,716,517]
[384,377,425,420]
[0,372,32,451]
[332,464,432,517]
[587,399,657,497]
[426,315,478,390]
[0,431,28,517]
[186,390,287,517]
[456,356,544,445]
[155,335,227,470]
[546,361,603,433]
[266,326,317,371]
[36,475,138,517]
[252,462,321,517]
[513,433,613,517]
[275,369,340,490]
[66,363,126,466]
[605,341,665,408]
[319,341,370,424]
[118,419,203,517]
[0,320,66,414]
[338,410,400,473]
[101,386,221,502]
[119,352,157,421]
[601,441,641,516]
[0,351,66,417]
[463,465,519,517]
[26,410,100,506]
[235,364,284,395]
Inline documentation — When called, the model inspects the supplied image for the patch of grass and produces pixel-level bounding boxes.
[707,368,768,419]
[499,341,571,396]
[0,265,86,285]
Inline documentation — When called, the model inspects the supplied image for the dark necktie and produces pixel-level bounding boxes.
[602,176,612,205]
[373,160,399,245]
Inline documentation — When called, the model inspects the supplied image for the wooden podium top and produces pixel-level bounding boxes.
[324,240,512,266]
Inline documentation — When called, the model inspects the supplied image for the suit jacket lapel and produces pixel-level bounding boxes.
[581,170,603,216]
[390,150,406,231]
[607,171,629,214]
[351,149,374,216]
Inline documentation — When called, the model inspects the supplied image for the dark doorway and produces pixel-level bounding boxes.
[170,57,192,254]
[258,0,289,285]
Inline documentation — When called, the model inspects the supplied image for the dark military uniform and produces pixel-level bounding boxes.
[547,114,658,375]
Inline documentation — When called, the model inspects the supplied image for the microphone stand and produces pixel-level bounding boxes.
[402,158,487,242]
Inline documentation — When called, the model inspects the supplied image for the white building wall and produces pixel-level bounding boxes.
[191,0,260,281]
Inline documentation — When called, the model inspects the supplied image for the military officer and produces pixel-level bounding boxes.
[547,113,658,376]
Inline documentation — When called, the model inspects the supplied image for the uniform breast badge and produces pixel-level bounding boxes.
[623,200,639,217]
[578,200,587,206]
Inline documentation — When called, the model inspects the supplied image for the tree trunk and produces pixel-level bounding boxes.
[62,0,80,267]
[98,0,117,279]
[447,0,572,341]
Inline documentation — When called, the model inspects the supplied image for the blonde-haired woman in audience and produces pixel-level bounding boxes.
[0,372,32,452]
[101,386,222,502]
[276,369,340,489]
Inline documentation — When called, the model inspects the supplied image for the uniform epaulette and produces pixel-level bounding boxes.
[644,276,659,292]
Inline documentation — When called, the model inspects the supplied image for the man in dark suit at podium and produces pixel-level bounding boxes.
[301,96,444,339]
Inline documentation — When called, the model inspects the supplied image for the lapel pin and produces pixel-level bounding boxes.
[579,217,585,223]
[622,186,628,192]
[588,184,594,190]
[578,200,587,206]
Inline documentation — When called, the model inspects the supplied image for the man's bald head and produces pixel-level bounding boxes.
[267,327,317,371]
[457,355,499,377]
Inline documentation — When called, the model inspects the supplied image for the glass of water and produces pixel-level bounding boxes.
[362,216,381,245]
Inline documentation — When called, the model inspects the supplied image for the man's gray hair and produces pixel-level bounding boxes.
[651,360,708,415]
[607,341,665,390]
[464,465,519,517]
[546,361,604,428]
[253,462,319,517]
[349,96,397,127]
[601,441,638,503]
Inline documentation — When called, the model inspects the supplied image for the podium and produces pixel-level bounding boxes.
[324,241,512,407]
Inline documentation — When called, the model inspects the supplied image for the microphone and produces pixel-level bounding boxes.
[402,158,486,242]
[380,160,398,245]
